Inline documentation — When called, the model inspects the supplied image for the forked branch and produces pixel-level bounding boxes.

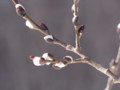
[12,0,120,90]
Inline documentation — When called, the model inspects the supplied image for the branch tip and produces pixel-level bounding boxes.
[12,0,19,5]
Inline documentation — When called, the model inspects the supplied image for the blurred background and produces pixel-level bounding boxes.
[0,0,120,90]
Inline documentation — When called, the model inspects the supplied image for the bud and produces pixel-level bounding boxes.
[71,4,75,13]
[42,53,54,60]
[109,59,117,69]
[63,56,73,62]
[117,23,120,33]
[15,4,26,17]
[25,20,34,29]
[29,56,48,66]
[42,53,54,65]
[72,16,79,25]
[29,56,42,66]
[40,23,48,30]
[78,25,85,33]
[71,4,78,15]
[44,35,54,43]
[52,64,61,70]
[52,62,66,70]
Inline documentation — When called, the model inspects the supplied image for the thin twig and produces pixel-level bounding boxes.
[105,44,120,90]
[43,58,119,81]
[73,0,80,50]
[72,0,86,58]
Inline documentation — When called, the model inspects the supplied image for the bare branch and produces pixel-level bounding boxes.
[105,44,120,90]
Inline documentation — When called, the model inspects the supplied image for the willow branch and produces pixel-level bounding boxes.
[12,0,117,79]
[12,1,120,90]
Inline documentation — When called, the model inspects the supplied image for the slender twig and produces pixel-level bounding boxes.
[105,44,120,90]
[72,0,80,50]
[40,57,119,81]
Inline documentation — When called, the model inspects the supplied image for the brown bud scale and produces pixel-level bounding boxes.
[16,5,26,17]
[78,25,85,33]
[39,57,46,65]
[40,23,48,30]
